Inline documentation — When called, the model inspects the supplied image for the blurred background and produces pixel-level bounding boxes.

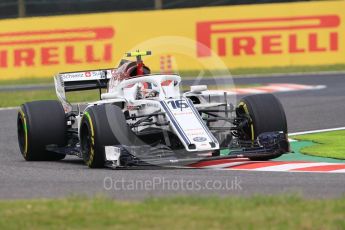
[0,0,343,107]
[1,0,319,18]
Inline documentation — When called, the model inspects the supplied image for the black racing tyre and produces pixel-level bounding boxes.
[80,104,137,168]
[237,94,287,160]
[17,100,67,161]
[238,94,287,140]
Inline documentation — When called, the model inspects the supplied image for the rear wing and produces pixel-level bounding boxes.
[54,68,115,112]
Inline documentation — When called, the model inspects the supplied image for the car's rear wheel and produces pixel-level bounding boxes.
[17,100,67,161]
[80,104,137,168]
[237,93,288,160]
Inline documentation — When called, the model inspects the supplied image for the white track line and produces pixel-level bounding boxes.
[203,162,248,169]
[289,127,345,136]
[252,162,333,172]
[0,106,19,111]
[332,168,345,173]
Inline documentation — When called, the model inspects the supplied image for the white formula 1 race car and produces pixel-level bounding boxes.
[17,51,289,168]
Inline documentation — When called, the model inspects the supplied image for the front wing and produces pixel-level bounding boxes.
[103,132,289,168]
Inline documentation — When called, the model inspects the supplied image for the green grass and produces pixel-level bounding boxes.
[229,63,345,76]
[179,63,345,78]
[292,130,345,160]
[0,77,53,86]
[0,63,343,107]
[1,64,345,86]
[0,196,344,230]
[0,89,101,108]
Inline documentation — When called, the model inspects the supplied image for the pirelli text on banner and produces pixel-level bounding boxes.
[0,0,344,79]
[196,15,339,57]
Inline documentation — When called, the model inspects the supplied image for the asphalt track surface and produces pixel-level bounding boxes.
[0,73,345,199]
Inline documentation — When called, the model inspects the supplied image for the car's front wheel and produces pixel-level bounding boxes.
[80,104,136,168]
[237,93,288,160]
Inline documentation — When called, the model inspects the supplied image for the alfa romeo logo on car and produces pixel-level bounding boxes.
[193,137,207,142]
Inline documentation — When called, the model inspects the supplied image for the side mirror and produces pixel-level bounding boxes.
[190,85,208,93]
[101,92,120,100]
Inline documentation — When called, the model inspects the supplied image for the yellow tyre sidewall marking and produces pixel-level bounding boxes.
[84,111,95,166]
[19,109,28,157]
[238,102,255,141]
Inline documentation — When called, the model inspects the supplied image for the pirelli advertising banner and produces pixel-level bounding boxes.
[0,0,344,79]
